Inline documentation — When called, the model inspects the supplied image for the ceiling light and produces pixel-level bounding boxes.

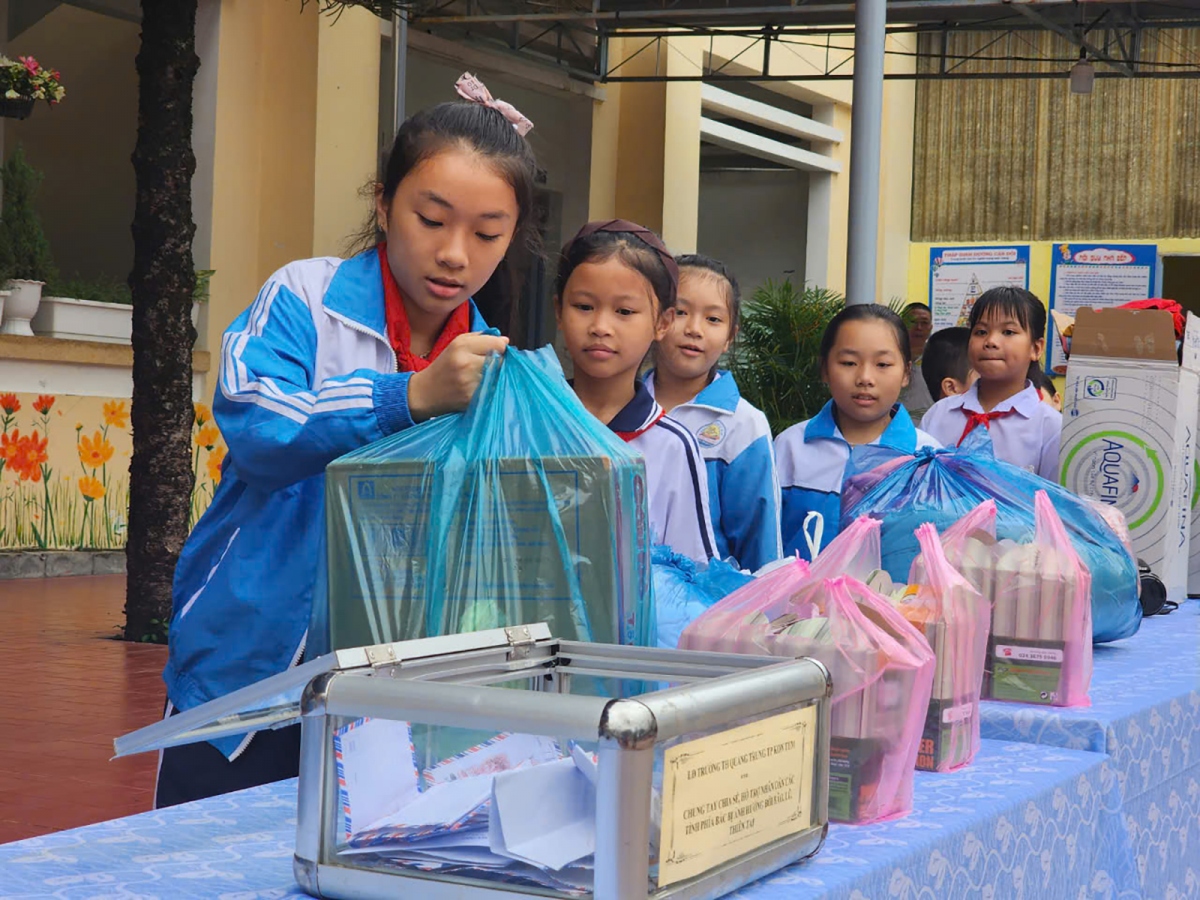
[1070,50,1094,94]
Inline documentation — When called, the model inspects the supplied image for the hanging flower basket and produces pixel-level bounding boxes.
[0,56,64,120]
[0,97,34,120]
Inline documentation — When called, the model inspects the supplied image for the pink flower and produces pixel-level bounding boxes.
[19,56,39,75]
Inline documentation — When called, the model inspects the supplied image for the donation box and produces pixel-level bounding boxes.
[116,624,832,900]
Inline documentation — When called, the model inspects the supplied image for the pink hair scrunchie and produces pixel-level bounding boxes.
[455,72,534,137]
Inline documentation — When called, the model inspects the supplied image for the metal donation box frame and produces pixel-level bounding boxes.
[116,624,831,900]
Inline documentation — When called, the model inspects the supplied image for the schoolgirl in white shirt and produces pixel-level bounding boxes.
[922,287,1062,481]
[555,219,717,562]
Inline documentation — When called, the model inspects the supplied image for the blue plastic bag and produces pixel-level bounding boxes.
[841,444,1141,644]
[315,346,654,653]
[651,546,753,649]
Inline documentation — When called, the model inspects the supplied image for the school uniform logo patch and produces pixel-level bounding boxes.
[696,421,726,447]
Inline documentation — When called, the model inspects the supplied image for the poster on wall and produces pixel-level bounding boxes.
[928,246,1031,333]
[1047,243,1158,374]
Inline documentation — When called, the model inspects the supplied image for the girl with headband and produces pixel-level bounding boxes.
[555,220,718,563]
[156,74,537,807]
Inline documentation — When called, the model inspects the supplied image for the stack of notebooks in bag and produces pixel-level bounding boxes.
[951,533,1082,706]
[866,567,989,772]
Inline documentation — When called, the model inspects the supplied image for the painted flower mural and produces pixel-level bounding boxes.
[0,393,227,549]
[189,402,226,529]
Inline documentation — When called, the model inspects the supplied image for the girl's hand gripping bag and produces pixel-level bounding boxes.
[316,346,654,654]
[841,444,1140,644]
[904,523,991,771]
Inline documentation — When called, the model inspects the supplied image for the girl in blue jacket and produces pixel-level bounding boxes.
[645,255,782,571]
[775,305,939,561]
[155,76,537,807]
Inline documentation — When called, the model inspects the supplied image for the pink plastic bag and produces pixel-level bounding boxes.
[807,516,884,584]
[816,576,935,823]
[937,500,998,559]
[901,523,991,771]
[677,558,810,655]
[678,517,883,656]
[682,521,936,824]
[985,491,1093,707]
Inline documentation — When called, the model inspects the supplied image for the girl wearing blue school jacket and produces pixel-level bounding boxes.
[157,78,538,808]
[775,305,940,560]
[555,220,718,563]
[646,255,782,571]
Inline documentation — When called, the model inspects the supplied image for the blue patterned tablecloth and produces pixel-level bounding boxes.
[0,739,1137,900]
[980,601,1200,899]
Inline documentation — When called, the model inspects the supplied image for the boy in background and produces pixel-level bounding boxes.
[921,326,977,411]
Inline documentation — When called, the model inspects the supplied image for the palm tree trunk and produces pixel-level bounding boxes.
[124,0,199,642]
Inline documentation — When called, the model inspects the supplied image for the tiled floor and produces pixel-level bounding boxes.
[0,575,166,844]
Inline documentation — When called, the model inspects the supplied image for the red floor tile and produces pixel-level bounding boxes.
[0,575,166,844]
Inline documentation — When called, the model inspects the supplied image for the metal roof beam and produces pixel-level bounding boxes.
[1005,2,1135,74]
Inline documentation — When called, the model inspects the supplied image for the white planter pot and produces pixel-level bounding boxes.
[0,279,44,336]
[33,296,132,343]
[30,297,202,344]
[0,290,8,328]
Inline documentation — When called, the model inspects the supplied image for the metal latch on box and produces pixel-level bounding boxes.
[365,644,399,667]
[504,625,535,660]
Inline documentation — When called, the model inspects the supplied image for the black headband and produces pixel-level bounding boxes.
[564,219,679,292]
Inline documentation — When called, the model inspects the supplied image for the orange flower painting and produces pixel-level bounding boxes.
[0,429,21,465]
[79,431,115,468]
[10,432,48,482]
[0,394,133,551]
[195,424,220,451]
[78,476,105,501]
[206,443,226,485]
[102,400,129,430]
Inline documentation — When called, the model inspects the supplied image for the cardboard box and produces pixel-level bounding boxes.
[324,455,649,650]
[1059,308,1200,600]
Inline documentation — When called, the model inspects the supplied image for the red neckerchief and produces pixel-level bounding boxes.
[378,243,471,373]
[615,408,666,443]
[957,408,1015,447]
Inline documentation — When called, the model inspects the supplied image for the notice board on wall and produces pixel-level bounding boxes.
[928,246,1031,333]
[1048,243,1159,374]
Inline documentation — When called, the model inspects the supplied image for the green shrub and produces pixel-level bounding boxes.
[726,279,846,436]
[0,146,55,283]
